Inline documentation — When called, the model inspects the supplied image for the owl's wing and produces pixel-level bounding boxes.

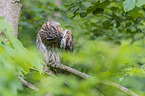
[61,29,74,51]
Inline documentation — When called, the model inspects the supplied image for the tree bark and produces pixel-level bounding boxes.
[0,0,22,41]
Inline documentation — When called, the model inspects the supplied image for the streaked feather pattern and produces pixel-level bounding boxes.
[36,21,74,65]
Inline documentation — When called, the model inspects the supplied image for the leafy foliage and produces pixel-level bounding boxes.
[63,0,145,45]
[1,0,145,96]
[0,17,43,96]
[124,0,145,12]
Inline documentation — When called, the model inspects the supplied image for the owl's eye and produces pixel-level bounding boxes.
[51,26,57,31]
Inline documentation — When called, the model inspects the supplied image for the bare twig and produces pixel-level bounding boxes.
[49,63,92,78]
[43,66,56,77]
[32,67,56,77]
[17,75,39,91]
[98,81,138,96]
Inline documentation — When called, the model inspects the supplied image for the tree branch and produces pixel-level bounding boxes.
[98,81,138,96]
[49,63,92,78]
[17,75,39,91]
[47,63,138,96]
[20,64,138,96]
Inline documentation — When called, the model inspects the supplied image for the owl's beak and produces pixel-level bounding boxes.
[58,28,63,33]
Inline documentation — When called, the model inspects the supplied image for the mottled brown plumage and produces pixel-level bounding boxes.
[61,29,74,51]
[39,21,63,47]
[36,21,74,65]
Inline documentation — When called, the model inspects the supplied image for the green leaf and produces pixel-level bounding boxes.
[82,2,92,8]
[95,1,110,9]
[33,16,41,20]
[128,7,144,19]
[92,8,104,15]
[0,16,43,74]
[0,17,14,33]
[123,0,136,12]
[87,6,97,13]
[103,20,111,29]
[136,0,145,7]
[80,12,87,18]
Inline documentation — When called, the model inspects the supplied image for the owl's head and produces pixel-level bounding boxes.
[47,21,63,34]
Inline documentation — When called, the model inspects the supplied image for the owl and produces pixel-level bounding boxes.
[36,21,74,65]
